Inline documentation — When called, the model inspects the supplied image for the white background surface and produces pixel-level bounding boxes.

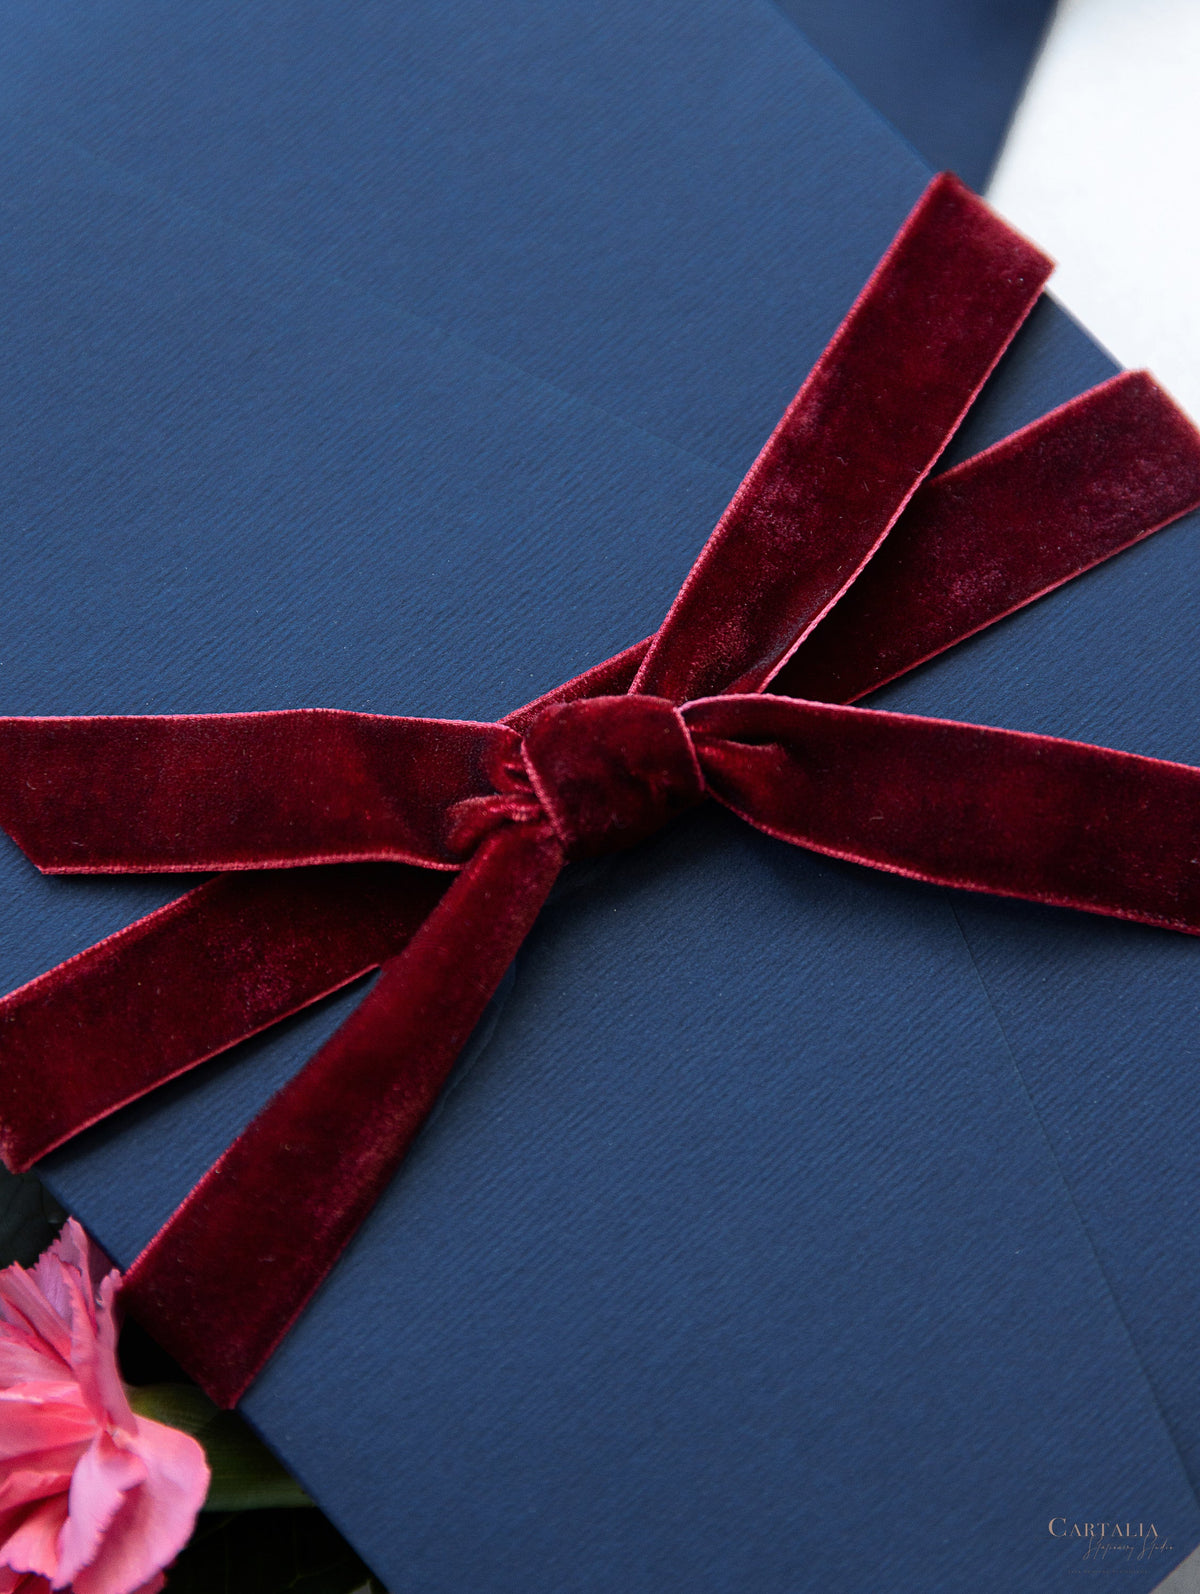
[988,0,1200,422]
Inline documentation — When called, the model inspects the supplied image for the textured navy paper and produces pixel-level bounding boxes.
[0,2,1197,1590]
[878,309,1200,1502]
[773,0,1056,187]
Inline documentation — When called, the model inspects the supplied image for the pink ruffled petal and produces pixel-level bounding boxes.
[0,1572,52,1594]
[0,1339,76,1392]
[0,1510,33,1554]
[68,1420,207,1594]
[0,1276,72,1374]
[0,1391,94,1464]
[29,1224,101,1337]
[48,1224,109,1314]
[54,1435,146,1590]
[85,1280,132,1436]
[0,1447,89,1511]
[0,1495,68,1582]
[58,1277,107,1432]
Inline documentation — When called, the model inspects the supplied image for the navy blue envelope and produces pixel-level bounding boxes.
[1,2,1196,1591]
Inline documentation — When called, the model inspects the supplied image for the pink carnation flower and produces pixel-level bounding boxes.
[0,1220,209,1594]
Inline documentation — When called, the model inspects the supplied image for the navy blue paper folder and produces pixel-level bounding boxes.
[1,2,1196,1590]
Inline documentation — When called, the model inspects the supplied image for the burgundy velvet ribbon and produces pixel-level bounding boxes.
[2,174,1200,1406]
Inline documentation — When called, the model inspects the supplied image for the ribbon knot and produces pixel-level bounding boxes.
[521,695,705,859]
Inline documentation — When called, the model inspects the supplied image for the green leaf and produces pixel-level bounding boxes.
[128,1383,312,1511]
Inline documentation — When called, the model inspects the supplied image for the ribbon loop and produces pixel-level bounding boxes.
[521,695,704,859]
[687,694,1200,935]
[0,711,514,874]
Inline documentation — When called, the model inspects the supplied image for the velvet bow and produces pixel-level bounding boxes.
[2,175,1200,1408]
